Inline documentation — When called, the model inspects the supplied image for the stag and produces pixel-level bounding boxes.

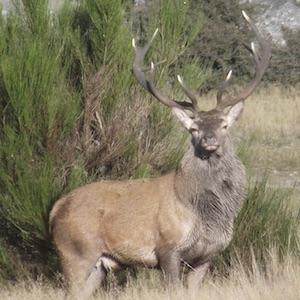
[50,11,271,299]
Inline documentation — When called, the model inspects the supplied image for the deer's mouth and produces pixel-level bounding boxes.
[203,145,219,152]
[197,143,220,160]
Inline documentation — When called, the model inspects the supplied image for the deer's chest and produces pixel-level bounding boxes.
[180,223,233,265]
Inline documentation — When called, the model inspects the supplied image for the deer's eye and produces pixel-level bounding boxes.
[189,125,199,133]
[222,123,228,131]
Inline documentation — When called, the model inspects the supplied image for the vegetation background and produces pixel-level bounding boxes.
[0,0,299,298]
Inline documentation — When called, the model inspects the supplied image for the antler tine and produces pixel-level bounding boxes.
[132,30,194,112]
[177,75,201,112]
[216,70,233,105]
[132,29,159,92]
[147,63,194,110]
[215,11,272,111]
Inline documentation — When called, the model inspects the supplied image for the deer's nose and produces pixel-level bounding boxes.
[203,134,218,146]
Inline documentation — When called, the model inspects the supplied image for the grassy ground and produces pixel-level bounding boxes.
[0,86,299,299]
[236,86,300,203]
[237,86,300,173]
[1,253,299,299]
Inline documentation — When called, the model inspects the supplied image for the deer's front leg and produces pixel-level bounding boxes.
[157,248,181,286]
[187,261,210,291]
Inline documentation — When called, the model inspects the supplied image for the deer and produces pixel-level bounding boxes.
[49,11,271,300]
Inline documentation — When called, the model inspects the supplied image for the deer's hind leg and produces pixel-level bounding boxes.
[60,252,107,300]
[63,252,124,300]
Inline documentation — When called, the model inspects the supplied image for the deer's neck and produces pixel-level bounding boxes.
[174,143,246,234]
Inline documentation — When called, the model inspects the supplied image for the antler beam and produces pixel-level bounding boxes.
[215,11,272,111]
[132,30,196,112]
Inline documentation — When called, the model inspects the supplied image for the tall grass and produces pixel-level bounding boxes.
[237,86,300,171]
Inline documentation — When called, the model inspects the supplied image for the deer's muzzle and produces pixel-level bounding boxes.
[201,135,220,151]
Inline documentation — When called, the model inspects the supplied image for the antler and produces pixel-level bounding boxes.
[132,11,271,115]
[132,30,196,112]
[177,75,201,112]
[215,11,272,111]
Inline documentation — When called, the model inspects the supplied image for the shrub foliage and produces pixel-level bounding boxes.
[0,0,203,281]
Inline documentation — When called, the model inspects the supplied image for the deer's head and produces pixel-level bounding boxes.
[132,11,271,159]
[171,103,243,158]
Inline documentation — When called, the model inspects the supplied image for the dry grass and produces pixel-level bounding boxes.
[1,254,299,300]
[235,86,300,203]
[237,86,300,171]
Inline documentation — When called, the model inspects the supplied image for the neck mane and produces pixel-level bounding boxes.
[174,140,246,238]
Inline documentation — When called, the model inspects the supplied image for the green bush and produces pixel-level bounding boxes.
[264,27,300,86]
[185,0,300,91]
[0,0,82,280]
[0,0,203,281]
[185,0,258,92]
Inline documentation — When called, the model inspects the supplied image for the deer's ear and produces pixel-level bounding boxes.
[225,101,244,126]
[172,107,194,130]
